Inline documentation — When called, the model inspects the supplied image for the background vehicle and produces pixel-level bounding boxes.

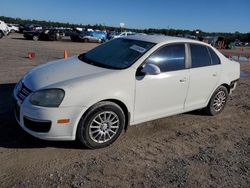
[13,35,240,149]
[71,30,107,42]
[61,28,74,36]
[112,31,135,39]
[23,28,64,41]
[0,20,9,38]
[107,31,119,40]
[7,24,19,33]
[23,23,43,32]
[18,24,25,33]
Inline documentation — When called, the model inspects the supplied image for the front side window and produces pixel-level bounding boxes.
[144,44,185,72]
[190,44,211,68]
[78,38,155,69]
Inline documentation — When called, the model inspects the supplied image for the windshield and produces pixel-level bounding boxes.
[78,38,155,69]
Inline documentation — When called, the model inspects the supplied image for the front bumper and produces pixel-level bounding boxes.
[13,92,87,141]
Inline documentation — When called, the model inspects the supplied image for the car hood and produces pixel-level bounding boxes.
[22,56,110,91]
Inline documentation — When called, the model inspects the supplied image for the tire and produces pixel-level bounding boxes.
[33,35,39,41]
[205,86,229,116]
[77,101,125,149]
[0,31,3,39]
[83,38,89,43]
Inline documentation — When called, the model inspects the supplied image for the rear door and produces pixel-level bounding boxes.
[184,44,222,110]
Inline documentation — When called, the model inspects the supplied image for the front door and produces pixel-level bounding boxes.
[134,44,190,123]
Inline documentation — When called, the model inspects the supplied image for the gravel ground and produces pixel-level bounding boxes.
[0,33,249,187]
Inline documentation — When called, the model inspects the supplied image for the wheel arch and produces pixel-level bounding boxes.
[221,83,230,93]
[205,83,230,107]
[76,98,130,136]
[100,99,130,131]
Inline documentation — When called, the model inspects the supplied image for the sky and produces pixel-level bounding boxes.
[0,0,249,33]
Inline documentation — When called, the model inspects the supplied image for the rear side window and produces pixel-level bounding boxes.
[145,44,185,72]
[190,44,211,68]
[208,47,220,65]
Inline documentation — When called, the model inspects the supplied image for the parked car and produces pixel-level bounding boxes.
[235,39,249,47]
[23,29,64,41]
[112,31,135,39]
[62,28,74,36]
[7,24,19,33]
[13,35,240,149]
[71,30,107,42]
[18,24,25,33]
[23,24,43,32]
[0,20,9,38]
[107,31,119,40]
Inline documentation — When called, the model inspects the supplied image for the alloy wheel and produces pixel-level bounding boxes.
[89,111,120,143]
[213,90,226,112]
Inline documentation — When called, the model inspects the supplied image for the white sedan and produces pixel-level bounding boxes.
[13,35,240,149]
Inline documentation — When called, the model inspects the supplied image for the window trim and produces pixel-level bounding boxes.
[185,43,191,69]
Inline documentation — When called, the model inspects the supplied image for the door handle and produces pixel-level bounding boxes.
[212,73,217,77]
[179,77,187,83]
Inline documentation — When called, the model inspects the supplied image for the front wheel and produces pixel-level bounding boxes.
[205,86,229,116]
[77,101,125,149]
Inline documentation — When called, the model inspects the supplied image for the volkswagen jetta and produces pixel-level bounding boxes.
[13,35,240,148]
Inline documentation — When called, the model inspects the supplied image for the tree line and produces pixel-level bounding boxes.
[1,16,249,42]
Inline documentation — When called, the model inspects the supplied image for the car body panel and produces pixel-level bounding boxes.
[184,65,222,110]
[0,20,10,36]
[134,69,190,124]
[22,56,109,91]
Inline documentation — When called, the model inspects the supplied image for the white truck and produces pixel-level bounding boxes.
[0,20,9,39]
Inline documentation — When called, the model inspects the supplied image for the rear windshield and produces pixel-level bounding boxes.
[78,38,155,69]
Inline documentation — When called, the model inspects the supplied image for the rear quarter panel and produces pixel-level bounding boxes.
[219,58,240,86]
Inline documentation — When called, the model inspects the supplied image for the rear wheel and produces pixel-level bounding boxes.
[77,101,125,149]
[205,86,228,116]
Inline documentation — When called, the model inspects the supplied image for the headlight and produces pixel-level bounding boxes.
[29,89,65,107]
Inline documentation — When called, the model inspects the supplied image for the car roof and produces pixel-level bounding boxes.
[124,34,206,45]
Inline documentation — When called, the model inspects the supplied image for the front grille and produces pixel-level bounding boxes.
[23,116,52,132]
[17,82,32,103]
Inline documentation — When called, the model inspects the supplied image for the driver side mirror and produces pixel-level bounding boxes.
[141,63,161,75]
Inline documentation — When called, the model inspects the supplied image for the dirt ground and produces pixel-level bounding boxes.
[0,33,249,187]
